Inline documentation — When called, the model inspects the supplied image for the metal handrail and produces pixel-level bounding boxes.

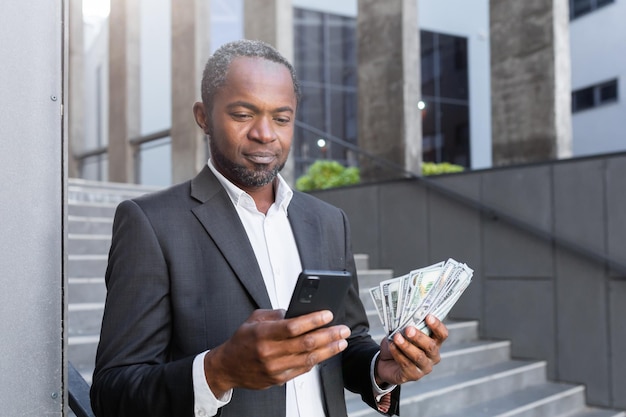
[73,129,172,162]
[69,362,95,417]
[295,120,626,277]
[73,146,108,161]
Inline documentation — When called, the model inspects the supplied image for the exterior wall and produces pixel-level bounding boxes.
[293,0,492,171]
[312,152,626,409]
[0,0,65,414]
[570,1,626,156]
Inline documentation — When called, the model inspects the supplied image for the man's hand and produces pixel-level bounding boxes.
[375,315,448,386]
[203,309,350,397]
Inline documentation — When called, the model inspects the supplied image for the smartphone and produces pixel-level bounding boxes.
[285,270,352,325]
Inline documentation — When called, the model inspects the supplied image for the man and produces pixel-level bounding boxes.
[90,39,448,417]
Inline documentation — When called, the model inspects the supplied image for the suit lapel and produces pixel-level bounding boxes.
[189,166,272,310]
[288,193,324,271]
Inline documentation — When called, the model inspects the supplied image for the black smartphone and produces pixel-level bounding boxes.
[285,270,352,324]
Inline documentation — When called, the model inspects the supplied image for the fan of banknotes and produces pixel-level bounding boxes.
[369,258,473,339]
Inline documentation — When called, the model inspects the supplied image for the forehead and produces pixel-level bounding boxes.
[217,57,296,105]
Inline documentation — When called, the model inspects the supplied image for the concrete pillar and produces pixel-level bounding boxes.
[171,0,211,183]
[68,0,83,178]
[490,0,572,166]
[243,0,295,185]
[108,0,140,183]
[357,0,421,181]
[1,0,65,413]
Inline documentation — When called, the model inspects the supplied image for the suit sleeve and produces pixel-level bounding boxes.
[337,209,401,416]
[90,200,196,417]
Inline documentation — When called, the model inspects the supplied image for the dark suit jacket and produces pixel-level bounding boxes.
[90,166,400,417]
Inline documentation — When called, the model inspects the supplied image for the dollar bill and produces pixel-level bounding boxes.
[369,258,473,339]
[369,286,386,330]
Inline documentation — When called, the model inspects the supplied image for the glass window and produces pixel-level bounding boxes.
[599,80,618,103]
[573,86,595,112]
[136,137,172,187]
[80,154,108,182]
[421,30,470,167]
[572,79,618,112]
[293,8,357,178]
[570,0,614,19]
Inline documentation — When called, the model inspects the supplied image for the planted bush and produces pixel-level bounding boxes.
[296,160,360,191]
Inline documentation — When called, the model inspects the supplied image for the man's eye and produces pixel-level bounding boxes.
[232,113,251,120]
[275,117,291,125]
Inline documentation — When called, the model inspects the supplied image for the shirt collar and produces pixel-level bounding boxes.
[207,159,293,214]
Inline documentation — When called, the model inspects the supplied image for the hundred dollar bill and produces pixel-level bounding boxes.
[398,262,445,327]
[369,286,386,330]
[389,259,461,339]
[380,275,406,333]
[370,258,473,338]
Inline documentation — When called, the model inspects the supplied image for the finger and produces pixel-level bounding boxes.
[263,327,350,382]
[390,331,432,378]
[284,332,350,375]
[282,310,335,337]
[400,326,441,363]
[425,315,448,343]
[281,324,350,358]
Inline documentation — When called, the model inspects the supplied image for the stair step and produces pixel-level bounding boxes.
[436,339,511,376]
[354,254,369,271]
[68,303,105,336]
[68,254,108,277]
[68,178,160,205]
[563,408,626,417]
[68,202,118,218]
[68,334,99,381]
[356,269,395,289]
[68,234,111,255]
[68,215,113,234]
[346,360,546,417]
[432,382,585,417]
[69,277,106,304]
[445,320,479,344]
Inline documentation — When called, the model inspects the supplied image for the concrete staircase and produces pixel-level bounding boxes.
[348,255,624,417]
[67,179,625,417]
[67,179,161,383]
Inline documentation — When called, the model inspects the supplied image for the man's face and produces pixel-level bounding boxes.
[199,57,297,191]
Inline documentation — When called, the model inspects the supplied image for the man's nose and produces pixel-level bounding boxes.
[248,117,277,143]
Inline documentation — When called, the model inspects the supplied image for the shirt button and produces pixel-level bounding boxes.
[196,408,206,416]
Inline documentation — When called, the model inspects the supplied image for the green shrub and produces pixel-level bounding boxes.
[422,162,465,176]
[296,160,360,191]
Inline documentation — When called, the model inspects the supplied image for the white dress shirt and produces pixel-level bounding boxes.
[193,160,325,417]
[192,160,394,417]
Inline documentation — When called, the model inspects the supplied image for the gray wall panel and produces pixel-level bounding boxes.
[484,279,557,376]
[311,185,382,267]
[429,170,482,201]
[555,251,610,405]
[610,280,626,409]
[483,221,554,277]
[0,0,64,414]
[607,155,626,274]
[428,192,483,320]
[481,166,553,233]
[554,159,606,254]
[379,182,429,275]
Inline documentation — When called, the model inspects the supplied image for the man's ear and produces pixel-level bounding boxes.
[193,102,211,135]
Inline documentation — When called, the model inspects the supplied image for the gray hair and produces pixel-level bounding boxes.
[200,39,301,112]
